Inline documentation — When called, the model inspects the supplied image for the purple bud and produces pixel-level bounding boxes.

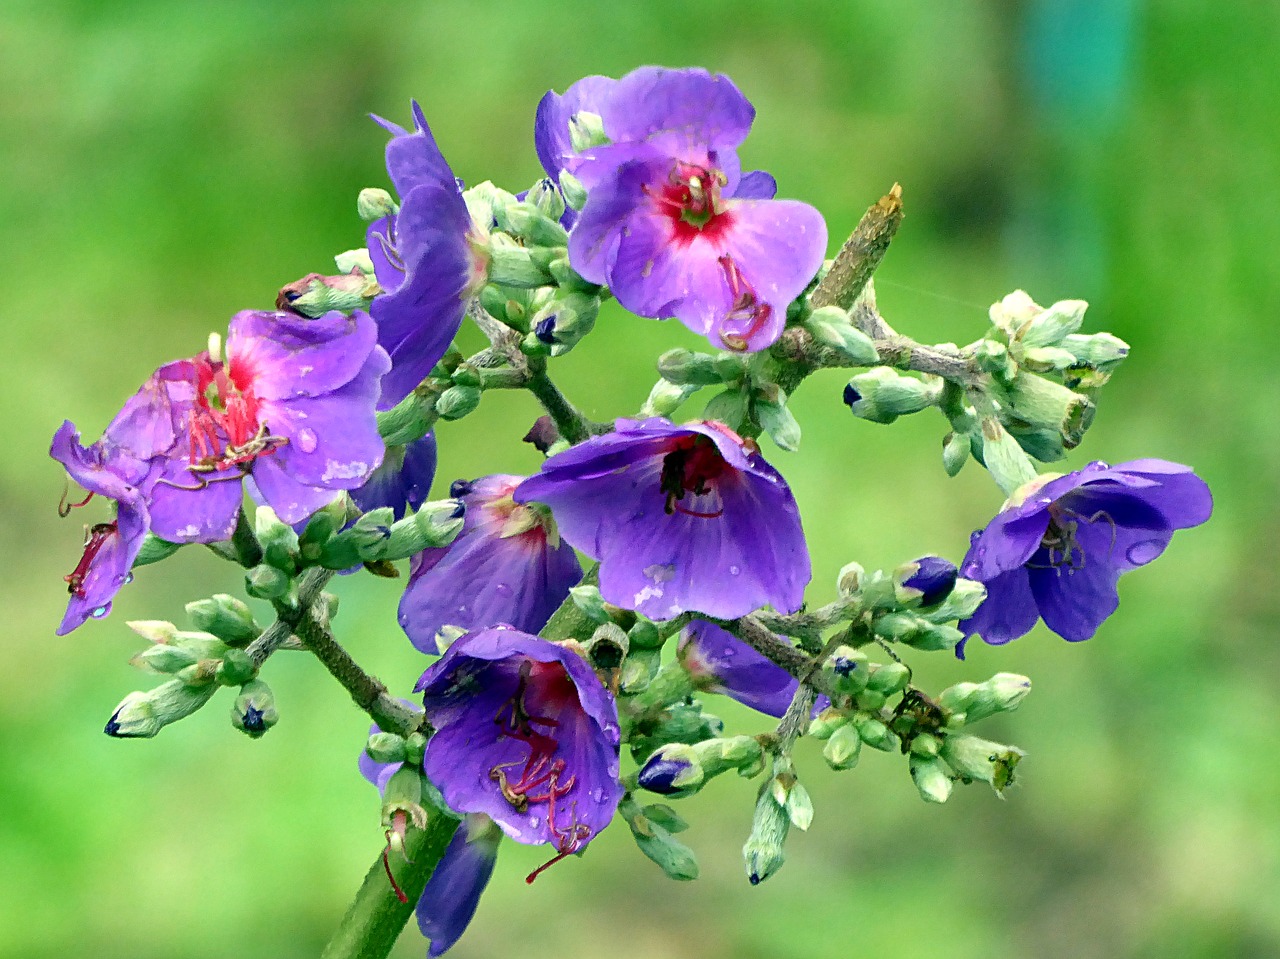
[637,755,692,795]
[904,556,958,607]
[534,315,559,344]
[449,479,475,498]
[843,383,861,406]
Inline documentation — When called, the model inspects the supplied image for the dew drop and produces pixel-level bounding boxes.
[728,565,740,576]
[91,604,111,619]
[398,611,409,627]
[1125,539,1164,566]
[296,428,318,453]
[528,817,541,829]
[494,583,513,598]
[124,572,134,585]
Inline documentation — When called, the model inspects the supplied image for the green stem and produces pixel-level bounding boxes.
[525,359,593,445]
[320,809,460,959]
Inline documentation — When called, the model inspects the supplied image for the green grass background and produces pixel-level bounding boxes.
[2,1,1277,956]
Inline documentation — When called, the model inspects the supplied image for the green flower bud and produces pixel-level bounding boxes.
[253,506,299,574]
[866,662,911,696]
[702,387,749,432]
[215,648,256,687]
[133,533,181,568]
[820,645,870,696]
[920,577,987,624]
[568,110,607,152]
[977,417,1039,496]
[231,679,277,738]
[805,305,880,364]
[365,499,465,563]
[1004,373,1094,450]
[105,679,218,738]
[569,584,611,624]
[873,613,963,652]
[909,732,941,759]
[366,731,408,765]
[130,643,198,675]
[1060,332,1129,370]
[987,289,1040,338]
[641,803,689,834]
[584,622,629,671]
[625,804,700,881]
[963,673,1032,724]
[753,383,801,452]
[1019,346,1078,371]
[785,780,814,831]
[844,367,940,424]
[1018,298,1087,349]
[910,756,953,803]
[186,594,260,646]
[639,378,699,418]
[403,731,427,767]
[277,271,379,318]
[435,384,482,421]
[808,707,850,740]
[358,188,397,222]
[973,339,1018,381]
[496,201,569,248]
[531,290,599,355]
[486,237,553,288]
[743,780,790,885]
[940,734,1025,795]
[836,561,865,598]
[528,178,566,223]
[245,564,291,601]
[942,430,971,477]
[855,715,898,752]
[627,618,663,650]
[823,723,863,770]
[619,647,662,693]
[558,170,587,211]
[334,247,375,275]
[658,348,722,386]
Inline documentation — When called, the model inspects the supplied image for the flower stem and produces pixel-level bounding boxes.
[809,183,904,314]
[246,566,334,668]
[320,808,460,959]
[525,359,594,445]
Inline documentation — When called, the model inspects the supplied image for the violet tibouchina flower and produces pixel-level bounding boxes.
[415,627,623,881]
[106,310,390,543]
[548,67,827,352]
[366,102,487,410]
[398,475,581,654]
[678,619,799,718]
[515,417,809,621]
[350,433,438,520]
[957,459,1213,654]
[50,423,151,634]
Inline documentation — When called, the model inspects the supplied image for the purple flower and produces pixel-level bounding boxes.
[958,459,1213,654]
[415,627,622,881]
[98,310,389,543]
[678,619,799,717]
[366,103,487,410]
[398,475,582,654]
[514,417,810,621]
[417,815,502,958]
[902,556,959,607]
[50,422,151,634]
[545,67,826,352]
[350,433,438,520]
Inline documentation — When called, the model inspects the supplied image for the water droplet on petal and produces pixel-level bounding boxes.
[91,604,111,619]
[124,572,134,585]
[495,583,513,598]
[398,611,409,627]
[296,428,318,453]
[1125,539,1164,566]
[729,565,740,575]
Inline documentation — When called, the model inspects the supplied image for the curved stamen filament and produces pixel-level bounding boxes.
[58,484,94,518]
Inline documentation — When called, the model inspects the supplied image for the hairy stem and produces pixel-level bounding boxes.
[246,567,334,668]
[525,358,596,445]
[810,183,904,313]
[321,808,460,959]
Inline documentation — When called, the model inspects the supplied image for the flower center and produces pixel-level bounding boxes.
[64,522,116,597]
[185,358,284,473]
[489,660,591,880]
[646,161,732,242]
[660,435,728,518]
[715,255,772,352]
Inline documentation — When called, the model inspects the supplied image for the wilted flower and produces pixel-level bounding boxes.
[515,417,810,620]
[350,433,438,520]
[678,619,800,717]
[958,459,1212,653]
[398,475,582,653]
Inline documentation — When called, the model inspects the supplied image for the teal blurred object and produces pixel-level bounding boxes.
[3,1,1278,957]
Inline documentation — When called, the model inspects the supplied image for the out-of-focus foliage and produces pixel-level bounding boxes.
[2,1,1276,957]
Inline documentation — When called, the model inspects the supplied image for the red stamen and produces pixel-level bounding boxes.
[58,486,94,518]
[381,831,410,904]
[715,256,771,352]
[64,522,116,596]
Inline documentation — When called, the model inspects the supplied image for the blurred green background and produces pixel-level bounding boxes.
[2,0,1277,956]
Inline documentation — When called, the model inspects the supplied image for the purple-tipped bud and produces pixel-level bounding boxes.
[534,315,559,344]
[904,556,958,607]
[638,755,695,795]
[842,383,861,406]
[448,479,475,498]
[522,415,560,454]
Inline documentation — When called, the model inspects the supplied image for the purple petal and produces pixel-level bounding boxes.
[418,816,501,958]
[534,75,620,179]
[962,508,1051,581]
[50,422,149,502]
[144,457,243,543]
[247,454,341,526]
[57,501,147,635]
[350,433,438,519]
[1028,521,1122,642]
[380,101,457,199]
[679,620,798,717]
[734,170,778,200]
[227,310,381,399]
[956,565,1041,652]
[598,66,755,157]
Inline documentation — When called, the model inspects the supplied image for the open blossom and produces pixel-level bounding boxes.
[515,417,810,620]
[541,66,826,352]
[50,423,152,634]
[958,459,1212,654]
[366,102,487,410]
[415,628,622,884]
[398,475,582,653]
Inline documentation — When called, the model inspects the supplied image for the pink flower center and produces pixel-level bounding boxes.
[64,522,116,597]
[646,160,733,245]
[660,434,730,518]
[185,357,284,473]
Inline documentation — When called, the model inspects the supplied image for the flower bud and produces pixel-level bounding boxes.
[873,612,963,652]
[369,499,465,562]
[820,645,869,696]
[978,417,1039,496]
[1060,332,1129,370]
[381,765,431,859]
[569,584,611,624]
[1018,298,1087,349]
[641,803,688,834]
[640,379,699,418]
[1019,346,1077,371]
[865,662,910,696]
[366,731,408,765]
[963,673,1032,724]
[529,290,599,354]
[527,177,566,223]
[940,734,1025,795]
[701,387,749,432]
[568,110,607,152]
[254,506,299,574]
[909,756,953,803]
[638,744,702,795]
[909,733,941,759]
[186,594,260,646]
[435,384,482,421]
[231,679,277,738]
[358,187,397,222]
[618,647,661,693]
[854,715,898,752]
[627,618,663,650]
[334,248,374,275]
[973,339,1017,381]
[743,780,790,885]
[558,170,587,210]
[785,780,814,831]
[623,802,699,881]
[843,367,940,424]
[276,271,378,318]
[894,556,958,608]
[496,201,569,248]
[215,648,257,687]
[822,723,863,770]
[485,238,553,288]
[753,383,801,452]
[1005,373,1094,449]
[942,431,971,477]
[130,643,198,675]
[105,679,218,738]
[836,561,865,598]
[805,305,880,365]
[244,564,291,601]
[658,348,722,386]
